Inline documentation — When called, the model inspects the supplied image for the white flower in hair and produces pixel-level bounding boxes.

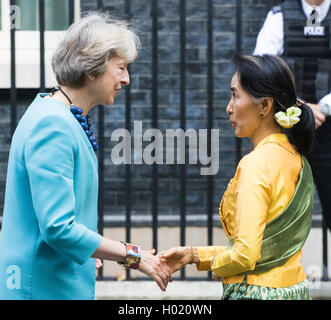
[275,106,301,128]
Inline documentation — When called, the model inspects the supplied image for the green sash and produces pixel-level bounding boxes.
[227,156,314,275]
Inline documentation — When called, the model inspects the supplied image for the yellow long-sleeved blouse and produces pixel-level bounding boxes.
[197,133,307,288]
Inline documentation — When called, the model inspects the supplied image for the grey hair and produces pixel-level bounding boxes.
[52,11,141,88]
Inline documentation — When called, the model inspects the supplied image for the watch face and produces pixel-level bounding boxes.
[122,244,141,269]
[127,244,141,256]
[125,245,141,269]
[128,247,141,258]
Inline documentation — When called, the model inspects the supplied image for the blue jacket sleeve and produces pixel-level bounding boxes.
[24,114,101,265]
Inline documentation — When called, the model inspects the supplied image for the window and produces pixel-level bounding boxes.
[0,0,80,88]
[16,0,70,31]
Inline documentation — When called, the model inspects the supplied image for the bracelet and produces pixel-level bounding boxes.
[190,246,200,265]
[118,241,141,270]
[190,246,194,264]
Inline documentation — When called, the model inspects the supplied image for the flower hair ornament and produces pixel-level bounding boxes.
[274,95,302,129]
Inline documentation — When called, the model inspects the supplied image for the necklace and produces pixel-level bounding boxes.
[50,87,99,151]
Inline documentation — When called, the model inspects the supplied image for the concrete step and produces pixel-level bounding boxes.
[95,280,331,300]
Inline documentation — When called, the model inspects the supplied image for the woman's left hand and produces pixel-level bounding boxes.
[96,258,103,270]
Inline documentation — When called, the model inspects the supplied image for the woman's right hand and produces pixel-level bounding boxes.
[138,248,173,291]
[160,246,197,274]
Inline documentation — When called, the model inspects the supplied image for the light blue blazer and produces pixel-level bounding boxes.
[0,94,102,300]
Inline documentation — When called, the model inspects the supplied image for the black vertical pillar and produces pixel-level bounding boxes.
[96,0,104,280]
[179,0,186,281]
[10,0,17,138]
[322,219,329,281]
[235,0,242,164]
[69,0,75,24]
[124,0,132,281]
[39,0,45,92]
[207,0,214,281]
[151,0,159,253]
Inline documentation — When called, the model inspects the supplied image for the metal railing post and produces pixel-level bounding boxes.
[39,0,45,92]
[207,0,214,281]
[10,0,17,138]
[96,0,105,281]
[179,0,187,281]
[151,0,159,253]
[322,218,329,281]
[235,0,242,165]
[124,0,132,281]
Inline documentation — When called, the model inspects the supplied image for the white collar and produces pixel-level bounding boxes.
[302,0,331,21]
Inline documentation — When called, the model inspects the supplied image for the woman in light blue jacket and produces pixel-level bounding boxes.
[0,12,171,300]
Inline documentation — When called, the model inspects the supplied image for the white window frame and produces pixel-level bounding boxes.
[0,0,80,88]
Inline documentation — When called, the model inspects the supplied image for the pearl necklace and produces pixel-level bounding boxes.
[51,87,99,152]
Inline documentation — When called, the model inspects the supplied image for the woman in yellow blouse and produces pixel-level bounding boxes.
[162,54,315,300]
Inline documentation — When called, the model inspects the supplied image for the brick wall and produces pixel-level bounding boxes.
[1,0,321,227]
[79,0,273,226]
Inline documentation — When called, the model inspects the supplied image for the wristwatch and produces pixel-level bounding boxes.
[118,242,141,269]
[319,102,331,116]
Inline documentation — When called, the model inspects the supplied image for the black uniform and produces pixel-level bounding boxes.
[279,0,331,230]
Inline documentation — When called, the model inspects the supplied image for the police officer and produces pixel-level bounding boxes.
[254,0,331,234]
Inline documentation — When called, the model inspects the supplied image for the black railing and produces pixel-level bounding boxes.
[151,0,159,259]
[5,0,329,282]
[10,0,17,137]
[179,0,186,281]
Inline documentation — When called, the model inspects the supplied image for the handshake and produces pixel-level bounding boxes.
[93,239,200,291]
[137,246,201,291]
[95,245,201,291]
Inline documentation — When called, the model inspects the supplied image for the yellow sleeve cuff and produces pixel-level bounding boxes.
[196,246,227,271]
